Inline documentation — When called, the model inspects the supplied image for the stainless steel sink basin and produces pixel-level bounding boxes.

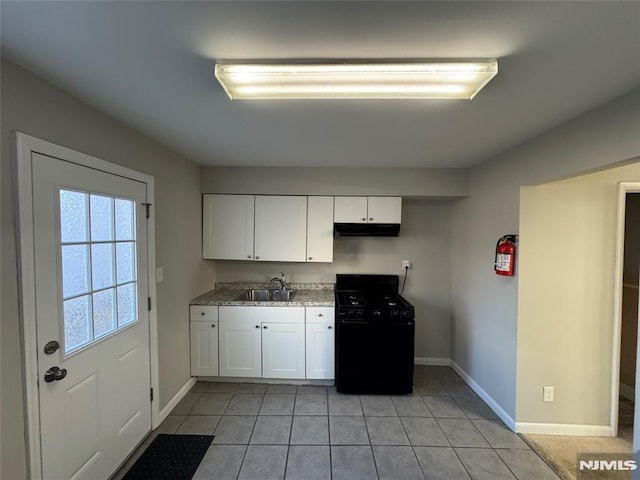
[271,290,296,302]
[234,289,297,302]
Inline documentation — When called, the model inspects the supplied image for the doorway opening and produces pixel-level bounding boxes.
[617,192,639,444]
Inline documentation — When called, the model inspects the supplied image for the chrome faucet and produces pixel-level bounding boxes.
[269,273,287,291]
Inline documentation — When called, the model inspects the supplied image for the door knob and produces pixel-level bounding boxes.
[44,366,67,383]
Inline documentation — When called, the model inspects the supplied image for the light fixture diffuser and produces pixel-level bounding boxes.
[214,60,498,100]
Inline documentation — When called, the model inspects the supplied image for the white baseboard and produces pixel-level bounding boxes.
[516,422,612,436]
[414,357,451,366]
[156,377,197,428]
[620,383,636,402]
[450,361,517,432]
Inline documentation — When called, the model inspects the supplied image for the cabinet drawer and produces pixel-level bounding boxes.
[190,305,219,322]
[219,306,305,324]
[306,307,335,324]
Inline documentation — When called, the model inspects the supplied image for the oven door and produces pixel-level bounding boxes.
[336,319,414,394]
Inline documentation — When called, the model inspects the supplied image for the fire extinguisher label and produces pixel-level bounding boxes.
[496,253,511,271]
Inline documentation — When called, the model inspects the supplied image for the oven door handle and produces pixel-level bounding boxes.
[337,320,369,325]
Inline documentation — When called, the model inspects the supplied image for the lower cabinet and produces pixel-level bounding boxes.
[262,323,305,379]
[305,307,335,380]
[190,321,219,376]
[218,321,262,377]
[191,304,334,381]
[190,306,219,376]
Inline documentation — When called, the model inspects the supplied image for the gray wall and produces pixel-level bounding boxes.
[450,87,640,421]
[209,199,454,359]
[200,166,468,198]
[518,163,640,426]
[1,58,212,479]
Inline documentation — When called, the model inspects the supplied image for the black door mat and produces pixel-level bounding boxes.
[123,434,214,480]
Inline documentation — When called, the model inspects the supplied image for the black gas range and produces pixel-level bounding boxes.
[335,274,415,395]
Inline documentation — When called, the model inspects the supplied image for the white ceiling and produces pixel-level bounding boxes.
[2,1,639,168]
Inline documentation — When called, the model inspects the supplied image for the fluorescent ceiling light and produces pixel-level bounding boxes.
[214,60,498,100]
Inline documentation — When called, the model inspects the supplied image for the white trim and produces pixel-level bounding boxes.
[516,422,612,436]
[157,377,197,424]
[13,132,160,478]
[620,382,635,402]
[612,182,640,444]
[450,361,517,431]
[414,357,451,366]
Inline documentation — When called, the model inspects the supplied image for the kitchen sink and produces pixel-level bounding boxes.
[234,289,297,302]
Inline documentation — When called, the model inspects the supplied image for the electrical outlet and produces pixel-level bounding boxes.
[543,386,554,402]
[402,260,411,270]
[156,267,164,283]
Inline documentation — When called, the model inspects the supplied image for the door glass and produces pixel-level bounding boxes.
[59,189,139,354]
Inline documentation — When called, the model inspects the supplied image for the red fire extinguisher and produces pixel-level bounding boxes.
[494,235,517,276]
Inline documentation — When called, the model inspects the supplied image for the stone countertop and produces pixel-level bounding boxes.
[190,283,335,307]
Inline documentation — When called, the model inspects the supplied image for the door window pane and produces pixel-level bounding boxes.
[64,295,92,351]
[90,194,114,241]
[117,283,137,327]
[115,198,135,241]
[60,190,88,243]
[93,288,116,338]
[62,245,90,298]
[116,242,136,284]
[91,243,115,290]
[60,189,140,354]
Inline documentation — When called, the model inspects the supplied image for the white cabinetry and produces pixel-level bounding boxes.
[218,320,262,377]
[218,306,305,379]
[334,196,402,223]
[254,196,307,262]
[305,307,335,380]
[306,196,334,262]
[203,194,254,260]
[190,306,219,376]
[262,323,305,379]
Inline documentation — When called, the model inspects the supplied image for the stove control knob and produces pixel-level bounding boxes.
[390,310,399,318]
[400,310,411,318]
[372,310,381,317]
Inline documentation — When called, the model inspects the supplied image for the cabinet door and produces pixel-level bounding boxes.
[254,196,307,262]
[190,321,219,376]
[307,196,334,263]
[262,323,305,379]
[203,194,254,260]
[334,196,367,223]
[367,197,402,223]
[305,323,335,380]
[219,321,262,377]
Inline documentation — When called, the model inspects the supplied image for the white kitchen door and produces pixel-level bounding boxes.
[31,152,151,479]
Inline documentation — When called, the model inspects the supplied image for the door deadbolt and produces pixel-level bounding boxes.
[44,366,67,383]
[44,340,60,355]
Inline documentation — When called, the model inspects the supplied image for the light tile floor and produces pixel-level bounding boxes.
[113,366,560,479]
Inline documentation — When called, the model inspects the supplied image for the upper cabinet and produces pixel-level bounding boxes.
[203,194,254,260]
[306,196,334,263]
[334,196,402,223]
[254,195,307,262]
[203,194,321,262]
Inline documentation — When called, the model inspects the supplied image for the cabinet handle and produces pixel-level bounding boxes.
[211,324,216,328]
[247,255,252,259]
[369,217,374,221]
[200,312,205,316]
[328,325,333,329]
[255,325,260,329]
[263,325,268,329]
[308,257,313,260]
[317,313,323,317]
[361,217,366,221]
[255,256,260,260]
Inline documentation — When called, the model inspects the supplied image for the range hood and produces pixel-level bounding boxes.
[334,223,401,237]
